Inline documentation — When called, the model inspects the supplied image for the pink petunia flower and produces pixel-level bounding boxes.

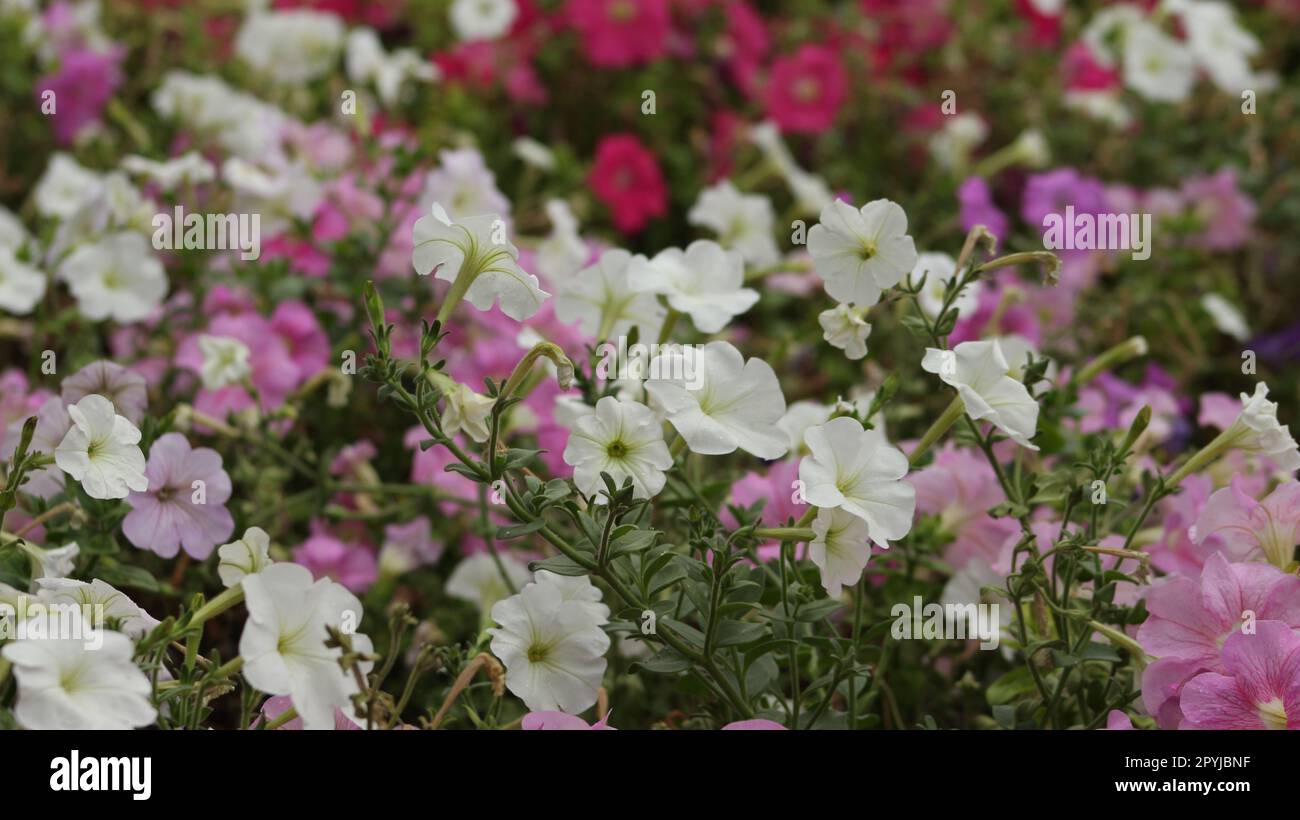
[1147,473,1224,578]
[1137,551,1300,671]
[722,718,786,729]
[254,694,362,730]
[587,133,667,234]
[1180,169,1255,252]
[721,460,806,562]
[293,530,379,593]
[956,177,1010,242]
[522,711,615,730]
[1104,710,1135,730]
[61,360,149,424]
[123,433,235,559]
[764,44,848,134]
[568,0,670,68]
[1179,621,1300,729]
[1192,478,1300,569]
[910,444,1018,571]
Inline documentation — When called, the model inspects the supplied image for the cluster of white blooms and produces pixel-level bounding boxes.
[346,27,438,107]
[234,8,345,85]
[152,71,287,159]
[1084,0,1269,105]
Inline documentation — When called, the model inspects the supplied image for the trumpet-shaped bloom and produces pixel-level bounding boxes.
[687,181,779,266]
[563,396,672,501]
[123,433,235,559]
[629,240,758,334]
[217,527,274,588]
[807,199,917,308]
[239,563,375,730]
[34,577,161,639]
[645,341,788,459]
[922,340,1040,450]
[412,203,549,321]
[818,303,871,360]
[1224,383,1300,472]
[798,417,915,544]
[489,578,610,714]
[1191,478,1300,569]
[440,380,495,443]
[555,248,665,341]
[810,508,874,598]
[1179,621,1300,730]
[446,551,532,612]
[55,394,148,500]
[2,629,156,730]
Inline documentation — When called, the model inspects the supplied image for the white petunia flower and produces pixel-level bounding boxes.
[645,341,788,459]
[1176,0,1259,93]
[21,541,80,584]
[449,0,518,41]
[818,303,871,361]
[422,148,510,221]
[446,552,531,612]
[555,248,665,341]
[222,157,323,235]
[928,112,987,170]
[687,180,780,267]
[151,72,285,160]
[412,203,549,321]
[749,122,834,214]
[58,232,167,324]
[993,334,1055,392]
[239,563,374,730]
[1081,5,1146,67]
[807,199,918,308]
[198,335,252,390]
[217,527,274,588]
[33,153,102,219]
[798,417,915,544]
[489,579,610,714]
[563,396,673,501]
[345,28,437,106]
[0,204,31,252]
[1122,22,1195,103]
[777,400,833,456]
[535,199,588,284]
[438,379,495,443]
[35,577,160,639]
[1200,293,1250,341]
[121,151,216,190]
[1227,383,1300,472]
[2,629,156,730]
[0,246,46,314]
[629,240,758,333]
[234,9,344,84]
[534,570,610,625]
[55,394,148,500]
[922,340,1040,450]
[913,252,979,319]
[810,508,874,598]
[1010,128,1051,169]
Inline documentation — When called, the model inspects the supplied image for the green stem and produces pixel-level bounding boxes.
[1070,336,1149,388]
[908,396,966,465]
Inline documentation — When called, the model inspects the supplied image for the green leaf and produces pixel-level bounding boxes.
[713,620,768,647]
[497,520,546,539]
[987,667,1038,706]
[528,554,590,576]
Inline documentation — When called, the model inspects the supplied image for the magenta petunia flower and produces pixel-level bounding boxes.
[36,46,124,146]
[1179,621,1300,730]
[293,531,379,593]
[1138,551,1300,670]
[123,433,235,559]
[764,44,848,134]
[587,133,667,234]
[1192,478,1300,569]
[1020,167,1107,228]
[568,0,670,69]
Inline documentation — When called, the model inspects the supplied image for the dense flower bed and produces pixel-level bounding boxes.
[0,0,1298,731]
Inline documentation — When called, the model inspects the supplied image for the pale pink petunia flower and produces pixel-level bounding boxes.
[522,711,615,730]
[909,444,1017,571]
[1179,621,1300,730]
[1191,478,1300,569]
[61,360,149,424]
[123,433,235,559]
[293,531,379,593]
[722,719,786,730]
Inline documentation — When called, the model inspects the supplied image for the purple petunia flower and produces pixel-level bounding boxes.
[123,433,235,559]
[956,177,1009,242]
